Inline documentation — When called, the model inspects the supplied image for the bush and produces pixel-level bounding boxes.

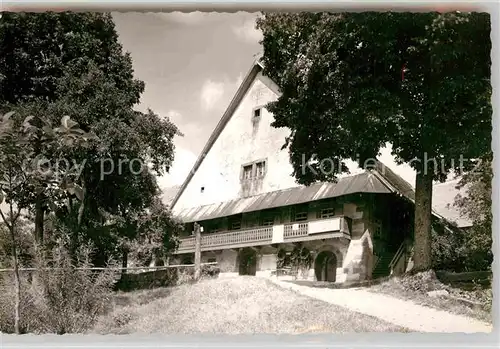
[431,219,492,272]
[0,240,117,334]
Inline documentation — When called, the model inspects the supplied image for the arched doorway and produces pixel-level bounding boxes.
[314,251,337,282]
[238,248,257,276]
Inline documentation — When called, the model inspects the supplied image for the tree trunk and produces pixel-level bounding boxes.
[413,170,433,271]
[8,215,21,334]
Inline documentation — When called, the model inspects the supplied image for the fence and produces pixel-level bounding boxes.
[0,262,221,291]
[0,262,218,273]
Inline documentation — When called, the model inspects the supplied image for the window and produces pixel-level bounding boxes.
[261,211,275,226]
[253,107,261,118]
[292,205,309,222]
[200,186,205,193]
[256,161,266,178]
[241,160,267,181]
[295,212,308,222]
[320,208,335,219]
[242,165,253,180]
[183,223,194,237]
[229,215,242,230]
[244,212,259,228]
[206,219,222,234]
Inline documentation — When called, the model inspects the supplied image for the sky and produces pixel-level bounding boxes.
[112,12,417,191]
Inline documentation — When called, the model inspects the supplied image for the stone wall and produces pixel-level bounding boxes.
[340,199,375,282]
[114,265,220,291]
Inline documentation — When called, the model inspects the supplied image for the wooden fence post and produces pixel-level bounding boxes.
[194,222,201,281]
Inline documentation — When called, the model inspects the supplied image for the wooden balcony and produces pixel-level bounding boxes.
[174,216,351,254]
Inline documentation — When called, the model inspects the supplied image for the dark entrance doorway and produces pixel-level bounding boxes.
[314,251,337,282]
[238,248,257,276]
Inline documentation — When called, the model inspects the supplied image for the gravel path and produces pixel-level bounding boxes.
[268,278,492,333]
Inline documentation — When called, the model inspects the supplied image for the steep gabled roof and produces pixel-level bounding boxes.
[161,185,181,207]
[371,161,415,202]
[170,60,266,209]
[371,161,470,228]
[432,179,472,228]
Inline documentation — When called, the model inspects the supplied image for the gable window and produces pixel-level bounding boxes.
[256,161,266,178]
[253,107,262,119]
[241,159,267,181]
[242,164,253,180]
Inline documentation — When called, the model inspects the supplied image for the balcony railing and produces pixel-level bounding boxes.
[175,216,351,254]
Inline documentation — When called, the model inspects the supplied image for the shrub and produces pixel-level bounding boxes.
[290,246,312,279]
[431,219,492,273]
[0,239,117,334]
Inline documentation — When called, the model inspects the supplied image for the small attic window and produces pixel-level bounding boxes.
[254,108,261,118]
[200,186,205,193]
[242,164,253,180]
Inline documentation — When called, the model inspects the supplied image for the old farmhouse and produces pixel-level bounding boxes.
[167,60,467,283]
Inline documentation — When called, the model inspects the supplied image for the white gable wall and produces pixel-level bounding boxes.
[173,73,299,212]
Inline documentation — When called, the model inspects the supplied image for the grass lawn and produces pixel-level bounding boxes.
[92,276,408,334]
[367,271,492,323]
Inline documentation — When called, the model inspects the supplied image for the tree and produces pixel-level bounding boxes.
[453,152,492,270]
[0,13,180,264]
[256,12,491,271]
[0,110,90,334]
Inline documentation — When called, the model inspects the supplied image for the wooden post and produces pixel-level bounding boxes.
[194,222,201,281]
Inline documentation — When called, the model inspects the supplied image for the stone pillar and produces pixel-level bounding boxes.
[343,230,373,282]
[194,222,201,281]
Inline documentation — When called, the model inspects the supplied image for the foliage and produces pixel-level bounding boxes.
[0,239,117,334]
[124,198,183,267]
[435,152,493,271]
[0,217,35,268]
[430,152,492,272]
[256,12,492,270]
[276,249,289,270]
[0,13,181,264]
[431,219,467,272]
[238,248,258,275]
[453,152,492,270]
[289,245,312,279]
[0,110,92,333]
